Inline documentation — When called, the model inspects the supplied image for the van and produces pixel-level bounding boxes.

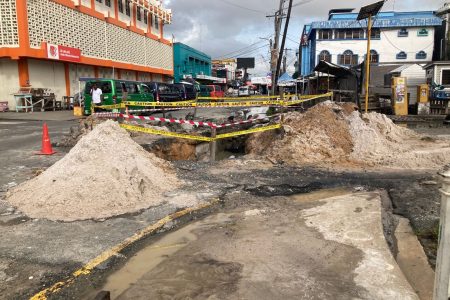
[199,85,211,97]
[238,86,250,97]
[207,85,225,98]
[145,82,182,102]
[84,79,154,115]
[174,83,197,100]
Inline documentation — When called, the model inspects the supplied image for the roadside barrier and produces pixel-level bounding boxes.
[92,92,333,111]
[94,113,279,129]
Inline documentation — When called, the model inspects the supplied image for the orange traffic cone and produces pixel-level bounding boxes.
[37,123,56,155]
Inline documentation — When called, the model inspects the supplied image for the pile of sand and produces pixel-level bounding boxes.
[247,101,450,169]
[6,120,181,221]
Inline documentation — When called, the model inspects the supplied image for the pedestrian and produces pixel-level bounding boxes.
[91,83,103,107]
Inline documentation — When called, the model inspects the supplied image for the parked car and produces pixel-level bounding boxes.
[444,114,450,125]
[207,85,225,98]
[199,85,211,97]
[83,79,153,115]
[238,86,255,97]
[174,83,197,100]
[145,82,182,102]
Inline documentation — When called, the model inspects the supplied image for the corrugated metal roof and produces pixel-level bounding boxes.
[312,11,442,29]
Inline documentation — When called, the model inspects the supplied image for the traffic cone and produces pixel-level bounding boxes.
[37,123,56,155]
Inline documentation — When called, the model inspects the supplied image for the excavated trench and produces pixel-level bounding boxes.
[142,136,248,162]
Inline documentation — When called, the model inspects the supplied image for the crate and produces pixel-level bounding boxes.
[0,101,9,112]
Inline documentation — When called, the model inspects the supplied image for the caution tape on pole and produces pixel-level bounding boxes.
[93,103,125,110]
[120,123,282,141]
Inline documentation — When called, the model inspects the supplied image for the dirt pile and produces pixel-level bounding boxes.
[247,102,356,165]
[247,102,450,169]
[6,120,181,221]
[55,116,105,147]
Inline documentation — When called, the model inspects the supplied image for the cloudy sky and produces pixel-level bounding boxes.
[165,0,443,76]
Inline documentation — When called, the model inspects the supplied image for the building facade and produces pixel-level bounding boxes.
[300,10,443,76]
[212,59,237,83]
[1,0,173,109]
[173,42,211,83]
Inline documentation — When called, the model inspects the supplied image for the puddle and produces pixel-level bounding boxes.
[95,213,233,299]
[290,187,353,203]
[291,187,354,202]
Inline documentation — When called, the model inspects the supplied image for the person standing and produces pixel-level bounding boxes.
[91,83,103,107]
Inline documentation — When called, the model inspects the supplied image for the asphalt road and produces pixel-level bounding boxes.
[0,119,77,192]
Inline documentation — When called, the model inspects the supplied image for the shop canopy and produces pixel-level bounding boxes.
[313,60,355,77]
[278,72,296,87]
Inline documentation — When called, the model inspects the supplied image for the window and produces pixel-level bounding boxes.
[118,0,123,13]
[318,30,332,40]
[351,29,364,39]
[398,28,408,37]
[125,0,131,16]
[442,70,450,85]
[416,51,427,59]
[155,16,159,30]
[338,50,358,65]
[115,82,123,94]
[418,28,429,36]
[396,51,407,59]
[318,50,331,63]
[144,9,148,24]
[335,29,364,39]
[105,0,111,7]
[369,50,379,63]
[137,7,141,21]
[371,28,381,39]
[96,0,102,2]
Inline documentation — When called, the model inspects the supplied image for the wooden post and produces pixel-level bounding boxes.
[364,14,373,113]
[210,128,217,162]
[434,166,450,300]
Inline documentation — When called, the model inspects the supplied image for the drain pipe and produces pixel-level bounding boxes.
[434,165,450,300]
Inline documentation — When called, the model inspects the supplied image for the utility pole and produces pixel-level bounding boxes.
[275,0,294,90]
[282,48,292,74]
[267,0,285,95]
[364,14,373,113]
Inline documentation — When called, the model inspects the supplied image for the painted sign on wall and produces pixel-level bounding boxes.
[46,44,81,62]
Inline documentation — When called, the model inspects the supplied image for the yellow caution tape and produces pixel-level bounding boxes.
[215,124,282,139]
[122,101,195,107]
[120,124,214,141]
[93,103,125,110]
[120,123,282,141]
[196,100,281,107]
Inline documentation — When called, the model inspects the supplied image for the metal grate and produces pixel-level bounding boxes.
[0,0,18,46]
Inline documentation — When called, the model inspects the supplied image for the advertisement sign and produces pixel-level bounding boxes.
[47,44,81,62]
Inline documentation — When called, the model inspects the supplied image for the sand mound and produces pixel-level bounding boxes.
[247,102,450,169]
[6,120,181,221]
[247,102,355,164]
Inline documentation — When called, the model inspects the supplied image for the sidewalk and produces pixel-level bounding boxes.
[0,111,84,122]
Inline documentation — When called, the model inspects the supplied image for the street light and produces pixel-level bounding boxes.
[357,0,384,113]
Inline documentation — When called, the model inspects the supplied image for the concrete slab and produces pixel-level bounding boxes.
[83,191,418,300]
[395,216,435,300]
[302,192,418,299]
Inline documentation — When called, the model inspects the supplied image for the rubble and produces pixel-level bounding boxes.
[6,120,182,222]
[247,101,450,170]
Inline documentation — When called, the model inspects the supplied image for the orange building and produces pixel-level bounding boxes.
[1,0,173,109]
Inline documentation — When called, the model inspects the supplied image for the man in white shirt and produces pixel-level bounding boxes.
[91,84,103,106]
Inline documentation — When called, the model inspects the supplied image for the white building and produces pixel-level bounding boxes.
[300,9,443,76]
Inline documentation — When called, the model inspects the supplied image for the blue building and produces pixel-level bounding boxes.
[300,9,443,76]
[173,43,212,83]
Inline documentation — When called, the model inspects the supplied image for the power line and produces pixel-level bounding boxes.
[216,0,267,14]
[222,44,269,60]
[215,36,271,59]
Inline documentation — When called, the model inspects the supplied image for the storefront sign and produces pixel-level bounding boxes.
[47,44,81,62]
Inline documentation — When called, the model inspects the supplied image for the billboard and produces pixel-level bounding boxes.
[237,57,255,69]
